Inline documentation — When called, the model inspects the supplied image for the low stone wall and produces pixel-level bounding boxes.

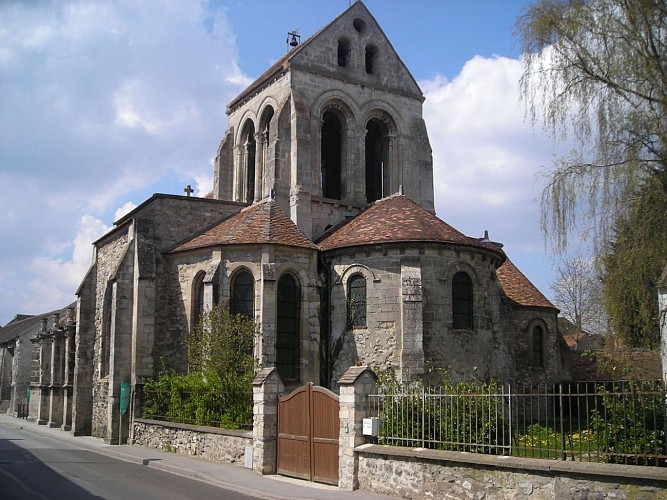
[132,418,252,466]
[355,444,667,499]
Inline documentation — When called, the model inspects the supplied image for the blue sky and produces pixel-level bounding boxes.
[0,0,572,326]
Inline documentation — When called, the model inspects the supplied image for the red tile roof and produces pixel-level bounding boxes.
[171,199,317,253]
[317,194,505,256]
[496,258,557,310]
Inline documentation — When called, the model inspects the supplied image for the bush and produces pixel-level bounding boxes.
[141,307,257,429]
[590,381,666,465]
[376,372,508,453]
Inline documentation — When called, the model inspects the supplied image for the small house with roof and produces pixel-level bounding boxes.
[68,0,569,444]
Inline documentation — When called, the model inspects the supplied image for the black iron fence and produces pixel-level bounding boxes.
[368,380,666,466]
[139,387,252,431]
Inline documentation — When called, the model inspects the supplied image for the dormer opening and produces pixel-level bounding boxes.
[365,45,377,74]
[337,38,351,67]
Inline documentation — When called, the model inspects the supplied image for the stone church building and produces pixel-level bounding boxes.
[68,1,569,443]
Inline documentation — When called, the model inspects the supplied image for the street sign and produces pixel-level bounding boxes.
[120,382,131,416]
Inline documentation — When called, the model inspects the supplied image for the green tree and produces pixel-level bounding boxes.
[518,0,667,346]
[602,175,667,347]
[141,308,257,428]
[187,306,256,385]
[517,0,667,251]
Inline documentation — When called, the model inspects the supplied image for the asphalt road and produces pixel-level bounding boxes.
[0,420,257,499]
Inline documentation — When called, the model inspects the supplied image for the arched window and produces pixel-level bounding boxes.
[259,107,275,199]
[239,120,256,204]
[337,38,350,67]
[452,272,473,329]
[231,270,254,318]
[365,118,388,203]
[192,272,206,330]
[276,274,300,381]
[365,45,377,74]
[532,325,544,368]
[321,111,342,199]
[347,274,367,328]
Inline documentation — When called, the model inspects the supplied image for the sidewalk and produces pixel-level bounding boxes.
[0,414,396,499]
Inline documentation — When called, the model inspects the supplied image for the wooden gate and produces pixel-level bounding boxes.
[277,382,339,485]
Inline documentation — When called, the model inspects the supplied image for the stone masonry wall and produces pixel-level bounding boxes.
[355,446,667,500]
[91,226,130,438]
[91,379,108,438]
[511,307,562,386]
[328,247,402,386]
[328,243,519,386]
[132,419,251,466]
[162,244,320,385]
[421,245,512,384]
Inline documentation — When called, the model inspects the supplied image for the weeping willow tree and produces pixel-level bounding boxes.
[517,0,667,250]
[518,0,667,346]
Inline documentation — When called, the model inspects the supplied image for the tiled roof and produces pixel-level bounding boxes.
[496,258,557,310]
[0,303,75,344]
[317,194,505,256]
[171,199,317,253]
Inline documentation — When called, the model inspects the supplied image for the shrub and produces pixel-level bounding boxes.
[590,381,666,465]
[141,307,257,429]
[375,372,508,453]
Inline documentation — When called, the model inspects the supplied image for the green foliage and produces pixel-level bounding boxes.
[187,306,256,381]
[518,0,667,252]
[514,423,563,459]
[513,424,602,460]
[374,373,666,466]
[141,307,257,429]
[141,367,253,429]
[376,372,508,454]
[602,175,667,347]
[513,382,666,465]
[590,381,666,465]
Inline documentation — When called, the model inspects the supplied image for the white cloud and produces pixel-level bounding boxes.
[422,55,552,245]
[422,55,562,295]
[25,215,109,314]
[114,201,137,222]
[195,174,214,197]
[0,0,248,324]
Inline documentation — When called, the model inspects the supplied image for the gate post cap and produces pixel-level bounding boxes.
[252,367,282,385]
[338,365,376,385]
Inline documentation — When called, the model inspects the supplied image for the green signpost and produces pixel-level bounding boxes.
[120,382,131,416]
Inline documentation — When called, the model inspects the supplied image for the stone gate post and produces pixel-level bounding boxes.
[338,365,377,491]
[252,367,284,474]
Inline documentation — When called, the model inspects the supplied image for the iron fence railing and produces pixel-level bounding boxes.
[139,388,253,431]
[368,380,667,467]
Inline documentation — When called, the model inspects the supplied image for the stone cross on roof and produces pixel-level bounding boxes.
[184,184,194,197]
